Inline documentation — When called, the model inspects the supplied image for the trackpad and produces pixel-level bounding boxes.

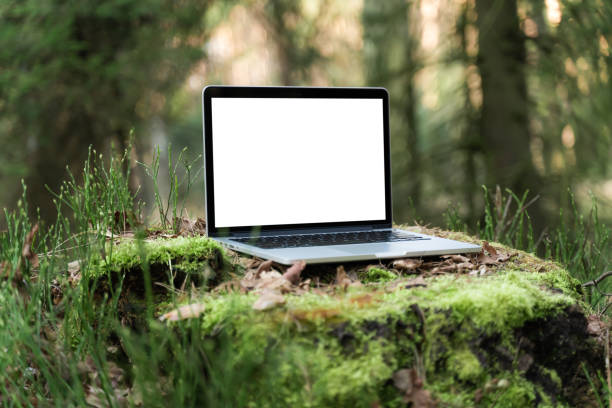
[340,243,392,254]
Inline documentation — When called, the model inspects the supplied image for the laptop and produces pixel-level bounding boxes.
[202,86,481,264]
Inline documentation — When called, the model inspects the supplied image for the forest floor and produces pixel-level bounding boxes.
[35,221,606,407]
[2,147,610,406]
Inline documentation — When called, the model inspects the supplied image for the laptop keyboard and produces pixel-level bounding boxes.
[231,230,430,249]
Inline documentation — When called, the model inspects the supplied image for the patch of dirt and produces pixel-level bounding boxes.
[469,305,604,406]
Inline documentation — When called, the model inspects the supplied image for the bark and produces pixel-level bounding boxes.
[362,0,421,219]
[475,0,539,196]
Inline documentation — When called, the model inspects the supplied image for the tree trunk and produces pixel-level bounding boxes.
[362,0,421,221]
[475,0,538,196]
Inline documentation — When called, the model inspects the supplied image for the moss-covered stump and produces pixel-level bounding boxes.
[83,236,233,327]
[98,230,604,406]
[185,272,599,407]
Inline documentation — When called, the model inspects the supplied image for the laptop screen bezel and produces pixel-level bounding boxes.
[202,86,392,237]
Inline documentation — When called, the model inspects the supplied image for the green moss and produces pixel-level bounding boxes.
[530,268,583,299]
[424,272,573,331]
[364,267,397,283]
[96,236,228,278]
[494,375,537,408]
[447,348,483,382]
[153,265,581,407]
[142,227,592,407]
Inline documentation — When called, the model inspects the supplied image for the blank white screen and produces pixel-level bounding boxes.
[211,97,386,228]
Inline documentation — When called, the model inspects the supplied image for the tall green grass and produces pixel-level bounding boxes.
[0,144,609,406]
[444,185,611,309]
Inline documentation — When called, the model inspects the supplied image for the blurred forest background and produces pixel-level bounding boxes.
[1,0,611,234]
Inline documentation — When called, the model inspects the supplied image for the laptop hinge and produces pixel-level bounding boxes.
[222,224,391,238]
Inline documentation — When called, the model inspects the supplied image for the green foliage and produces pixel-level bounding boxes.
[446,187,609,309]
[0,144,606,406]
[138,145,202,233]
[0,0,213,218]
[148,267,577,407]
[364,266,398,283]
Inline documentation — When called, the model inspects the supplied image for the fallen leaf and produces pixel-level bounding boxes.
[0,261,8,279]
[349,293,376,306]
[259,270,282,280]
[256,260,274,276]
[405,276,427,289]
[474,388,483,403]
[335,266,352,288]
[392,369,413,394]
[283,260,306,285]
[393,259,423,272]
[470,265,489,276]
[497,378,510,389]
[255,275,292,293]
[442,254,470,263]
[387,276,428,291]
[517,353,533,372]
[21,223,39,269]
[159,303,206,322]
[455,262,476,271]
[476,243,513,265]
[252,291,285,311]
[476,252,499,265]
[392,368,436,408]
[482,241,498,257]
[68,260,81,277]
[587,314,606,343]
[193,217,206,235]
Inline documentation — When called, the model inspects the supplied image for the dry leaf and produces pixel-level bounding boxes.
[387,276,428,291]
[470,265,490,276]
[393,259,423,272]
[455,262,476,271]
[252,291,285,311]
[587,314,606,343]
[255,275,292,292]
[476,252,499,265]
[476,242,512,265]
[392,368,436,408]
[256,260,274,276]
[392,369,414,394]
[405,276,427,289]
[442,254,470,263]
[159,303,206,322]
[283,260,306,285]
[349,293,376,306]
[21,223,39,269]
[482,241,498,257]
[335,266,352,288]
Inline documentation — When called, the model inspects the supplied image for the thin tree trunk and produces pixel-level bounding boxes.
[475,0,537,195]
[362,0,421,221]
[458,4,480,223]
[475,0,546,229]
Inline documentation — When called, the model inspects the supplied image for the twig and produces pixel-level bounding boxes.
[607,328,611,408]
[599,301,612,317]
[503,194,540,230]
[494,195,513,242]
[582,271,612,288]
[410,303,426,383]
[534,226,548,251]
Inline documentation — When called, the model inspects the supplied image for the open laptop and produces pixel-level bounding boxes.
[202,86,480,264]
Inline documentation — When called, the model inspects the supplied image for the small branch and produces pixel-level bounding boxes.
[607,328,611,408]
[599,300,612,317]
[583,271,612,288]
[503,194,540,230]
